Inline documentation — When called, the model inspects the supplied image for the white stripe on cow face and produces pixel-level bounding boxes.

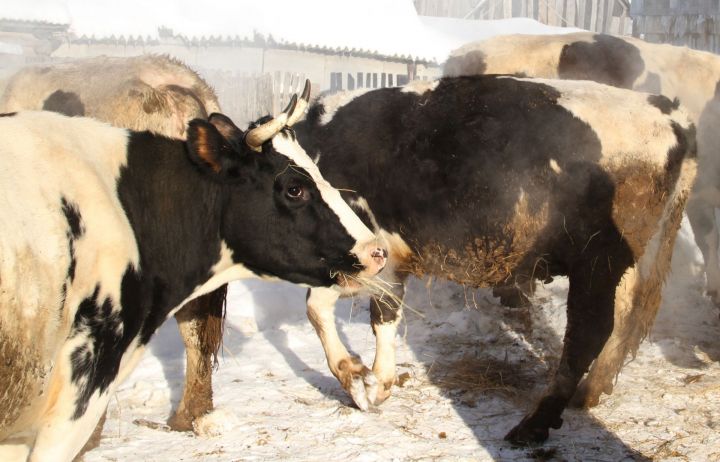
[272,133,376,247]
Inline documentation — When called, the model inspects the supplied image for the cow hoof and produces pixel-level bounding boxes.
[373,382,393,405]
[347,368,379,411]
[338,357,379,411]
[167,411,195,432]
[504,418,550,446]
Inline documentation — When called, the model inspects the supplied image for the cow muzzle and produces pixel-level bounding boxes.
[336,242,388,290]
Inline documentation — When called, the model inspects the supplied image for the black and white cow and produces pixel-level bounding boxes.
[0,94,387,461]
[0,54,229,437]
[293,75,697,444]
[443,32,720,407]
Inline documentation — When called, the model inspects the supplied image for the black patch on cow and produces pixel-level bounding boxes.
[70,285,123,419]
[0,112,16,117]
[42,90,85,117]
[647,94,680,115]
[636,71,662,94]
[346,195,377,232]
[61,197,84,239]
[443,50,487,76]
[300,76,602,253]
[61,197,84,282]
[665,122,697,189]
[559,35,645,89]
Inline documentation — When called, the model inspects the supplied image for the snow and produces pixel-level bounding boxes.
[0,1,580,62]
[84,217,720,461]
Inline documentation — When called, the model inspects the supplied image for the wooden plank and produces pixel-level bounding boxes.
[595,1,603,32]
[566,0,576,26]
[556,0,566,25]
[504,0,512,18]
[539,0,548,24]
[589,0,598,32]
[273,70,280,115]
[577,0,586,29]
[605,0,615,34]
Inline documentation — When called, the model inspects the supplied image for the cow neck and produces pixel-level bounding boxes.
[117,131,224,326]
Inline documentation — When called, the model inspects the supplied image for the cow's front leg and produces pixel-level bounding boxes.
[29,385,112,462]
[73,411,107,461]
[307,287,379,410]
[369,281,405,404]
[167,286,226,432]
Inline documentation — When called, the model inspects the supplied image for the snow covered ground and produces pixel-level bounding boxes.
[85,218,720,461]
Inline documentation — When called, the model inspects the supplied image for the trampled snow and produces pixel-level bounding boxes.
[84,217,720,461]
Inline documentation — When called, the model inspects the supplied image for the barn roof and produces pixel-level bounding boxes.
[0,0,582,63]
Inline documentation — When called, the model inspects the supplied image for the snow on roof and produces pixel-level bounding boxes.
[419,15,584,50]
[0,1,584,63]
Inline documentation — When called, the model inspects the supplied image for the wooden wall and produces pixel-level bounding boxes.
[631,0,720,53]
[414,0,633,35]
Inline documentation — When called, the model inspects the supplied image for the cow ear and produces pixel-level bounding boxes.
[208,113,244,145]
[186,119,241,177]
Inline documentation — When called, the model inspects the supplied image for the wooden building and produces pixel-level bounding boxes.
[0,19,440,124]
[414,0,633,35]
[631,0,720,53]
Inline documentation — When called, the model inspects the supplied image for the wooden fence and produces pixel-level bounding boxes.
[200,70,309,126]
[414,0,633,35]
[631,0,720,53]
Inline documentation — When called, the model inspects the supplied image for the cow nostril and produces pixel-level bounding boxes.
[371,248,387,260]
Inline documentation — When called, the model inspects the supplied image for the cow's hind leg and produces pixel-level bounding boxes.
[506,243,631,444]
[167,285,226,432]
[572,189,689,408]
[307,287,380,410]
[370,279,405,404]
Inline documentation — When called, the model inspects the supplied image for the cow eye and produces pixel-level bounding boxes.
[286,185,307,201]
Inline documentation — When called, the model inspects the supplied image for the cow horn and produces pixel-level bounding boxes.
[286,80,311,127]
[245,94,297,151]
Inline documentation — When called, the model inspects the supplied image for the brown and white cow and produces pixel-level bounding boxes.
[0,55,226,435]
[293,75,697,444]
[443,32,720,408]
[0,88,387,460]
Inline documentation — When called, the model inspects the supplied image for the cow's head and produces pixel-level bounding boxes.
[186,81,386,288]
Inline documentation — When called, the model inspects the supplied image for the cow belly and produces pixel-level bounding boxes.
[0,330,49,440]
[408,237,546,287]
[0,251,69,440]
[405,197,550,287]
